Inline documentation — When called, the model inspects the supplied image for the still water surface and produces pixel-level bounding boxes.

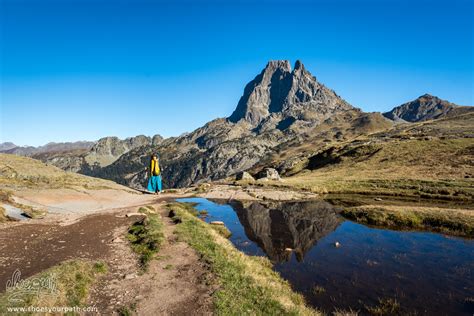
[177,198,474,315]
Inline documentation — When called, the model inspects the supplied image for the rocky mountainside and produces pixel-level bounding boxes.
[1,135,162,173]
[83,135,162,169]
[229,60,353,131]
[383,94,473,122]
[89,60,371,188]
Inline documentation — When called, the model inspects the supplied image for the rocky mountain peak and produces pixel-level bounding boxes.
[266,60,291,72]
[383,94,461,122]
[89,135,152,157]
[228,60,352,128]
[293,59,304,71]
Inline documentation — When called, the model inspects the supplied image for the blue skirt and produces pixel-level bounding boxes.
[147,175,162,192]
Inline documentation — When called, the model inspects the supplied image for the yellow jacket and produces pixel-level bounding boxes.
[150,158,161,176]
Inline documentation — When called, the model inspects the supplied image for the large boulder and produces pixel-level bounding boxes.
[256,168,281,181]
[236,171,255,181]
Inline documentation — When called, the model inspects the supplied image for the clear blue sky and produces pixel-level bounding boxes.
[1,0,473,146]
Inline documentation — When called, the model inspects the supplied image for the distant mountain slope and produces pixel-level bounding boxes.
[383,94,473,122]
[0,142,17,151]
[0,141,93,156]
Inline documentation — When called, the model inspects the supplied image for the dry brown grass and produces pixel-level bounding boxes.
[261,138,474,201]
[0,153,130,191]
[250,113,474,203]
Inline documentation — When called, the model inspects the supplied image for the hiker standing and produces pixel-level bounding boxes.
[147,154,163,194]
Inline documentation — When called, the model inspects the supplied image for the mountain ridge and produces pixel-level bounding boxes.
[85,60,386,188]
[2,60,472,189]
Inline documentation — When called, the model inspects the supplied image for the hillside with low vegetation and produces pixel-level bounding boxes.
[0,153,133,192]
[246,112,474,201]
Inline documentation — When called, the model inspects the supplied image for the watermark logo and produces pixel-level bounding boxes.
[5,269,58,303]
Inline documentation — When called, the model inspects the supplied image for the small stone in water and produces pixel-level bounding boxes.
[210,221,224,225]
[334,242,341,248]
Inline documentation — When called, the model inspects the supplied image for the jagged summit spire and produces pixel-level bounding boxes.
[294,60,304,70]
[266,60,291,71]
[228,60,352,127]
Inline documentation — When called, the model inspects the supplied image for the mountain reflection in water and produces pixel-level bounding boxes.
[229,200,342,262]
[178,198,474,315]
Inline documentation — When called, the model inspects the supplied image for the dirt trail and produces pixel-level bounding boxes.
[0,189,215,315]
[90,202,215,315]
[0,208,139,290]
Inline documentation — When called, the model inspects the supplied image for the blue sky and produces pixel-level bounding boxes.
[1,0,473,146]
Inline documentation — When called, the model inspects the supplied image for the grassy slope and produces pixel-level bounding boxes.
[254,110,393,173]
[254,113,474,201]
[168,202,320,316]
[0,260,107,314]
[0,153,131,191]
[281,138,473,198]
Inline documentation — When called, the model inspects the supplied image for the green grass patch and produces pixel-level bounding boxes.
[118,302,137,316]
[0,260,107,314]
[341,205,474,238]
[167,202,319,315]
[365,298,400,315]
[127,207,165,269]
[210,224,232,238]
[310,285,325,295]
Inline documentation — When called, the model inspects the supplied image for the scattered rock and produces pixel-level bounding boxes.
[235,171,255,181]
[256,168,281,181]
[374,198,383,201]
[210,221,225,226]
[123,273,136,280]
[284,248,293,252]
[126,212,146,217]
[334,242,341,248]
[111,237,123,243]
